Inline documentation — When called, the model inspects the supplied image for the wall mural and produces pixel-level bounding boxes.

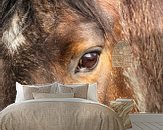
[0,0,162,113]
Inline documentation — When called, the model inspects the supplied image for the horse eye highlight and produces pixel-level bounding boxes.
[75,51,100,73]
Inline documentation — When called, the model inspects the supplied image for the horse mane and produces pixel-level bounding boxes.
[2,0,119,39]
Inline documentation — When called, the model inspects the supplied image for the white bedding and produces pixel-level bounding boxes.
[0,98,125,130]
[14,98,107,106]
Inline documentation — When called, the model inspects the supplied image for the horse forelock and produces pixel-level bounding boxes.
[2,0,121,56]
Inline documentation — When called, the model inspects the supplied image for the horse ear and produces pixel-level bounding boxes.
[2,0,17,25]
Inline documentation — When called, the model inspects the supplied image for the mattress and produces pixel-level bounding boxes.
[0,98,125,130]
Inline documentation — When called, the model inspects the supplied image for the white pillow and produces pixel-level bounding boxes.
[15,82,24,103]
[87,83,98,102]
[15,82,57,103]
[32,92,74,99]
[50,82,59,93]
[57,83,89,99]
[56,83,98,102]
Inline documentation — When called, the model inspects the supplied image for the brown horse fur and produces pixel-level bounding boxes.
[120,0,163,112]
[1,0,129,108]
[1,0,162,112]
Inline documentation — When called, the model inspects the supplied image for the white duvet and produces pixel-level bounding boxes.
[0,98,125,130]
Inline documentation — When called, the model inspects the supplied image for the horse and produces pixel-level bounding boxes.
[1,0,163,112]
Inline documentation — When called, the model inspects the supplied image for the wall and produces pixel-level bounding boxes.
[0,58,3,110]
[0,25,3,110]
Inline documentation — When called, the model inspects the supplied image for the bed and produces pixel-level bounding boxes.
[0,82,132,130]
[0,98,125,130]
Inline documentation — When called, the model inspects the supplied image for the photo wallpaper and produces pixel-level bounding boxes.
[0,0,162,113]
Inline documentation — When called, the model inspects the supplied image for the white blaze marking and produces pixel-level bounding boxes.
[2,13,26,54]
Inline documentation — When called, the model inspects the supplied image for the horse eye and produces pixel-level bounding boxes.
[75,51,100,73]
